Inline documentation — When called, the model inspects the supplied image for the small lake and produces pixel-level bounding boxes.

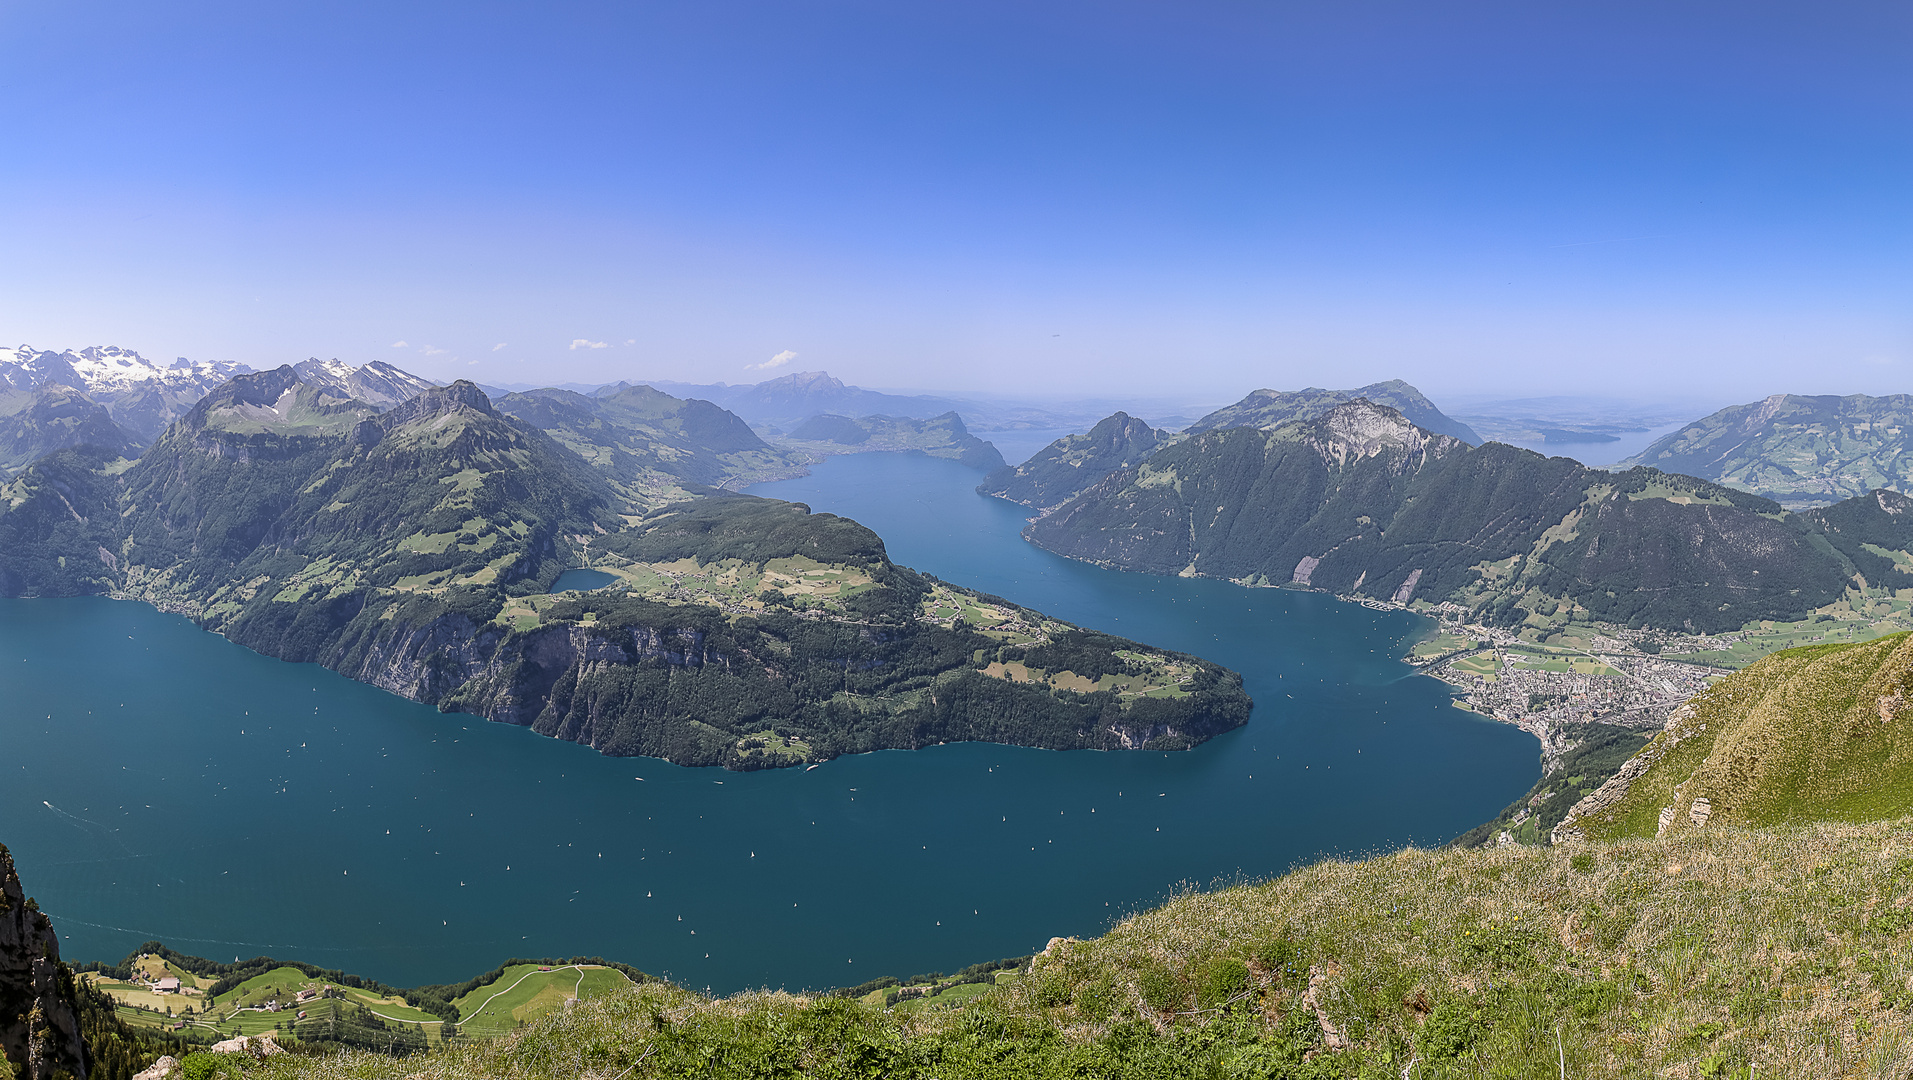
[548,568,620,593]
[0,454,1536,993]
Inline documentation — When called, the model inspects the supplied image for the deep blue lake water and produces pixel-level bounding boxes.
[548,568,620,593]
[0,453,1536,993]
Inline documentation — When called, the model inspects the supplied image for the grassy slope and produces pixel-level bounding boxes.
[451,965,632,1035]
[1572,632,1913,841]
[237,819,1913,1079]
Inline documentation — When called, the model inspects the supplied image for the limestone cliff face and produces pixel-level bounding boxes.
[340,611,738,750]
[0,843,87,1080]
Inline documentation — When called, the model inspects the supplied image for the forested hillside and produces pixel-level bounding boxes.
[1029,399,1876,634]
[0,370,1249,768]
[494,382,805,502]
[977,411,1169,512]
[778,411,1005,471]
[0,383,143,474]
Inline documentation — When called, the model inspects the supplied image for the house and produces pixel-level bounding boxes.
[295,989,321,1003]
[155,977,181,993]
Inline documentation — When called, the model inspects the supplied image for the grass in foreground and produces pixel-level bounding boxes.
[202,817,1913,1078]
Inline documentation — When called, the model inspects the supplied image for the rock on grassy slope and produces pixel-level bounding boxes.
[1557,631,1913,843]
[230,818,1913,1079]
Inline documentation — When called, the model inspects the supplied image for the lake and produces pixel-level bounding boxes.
[0,453,1537,993]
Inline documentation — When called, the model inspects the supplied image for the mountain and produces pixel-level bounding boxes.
[0,372,1248,768]
[0,345,253,442]
[1620,392,1913,509]
[1026,399,1870,634]
[290,357,438,409]
[495,383,805,504]
[0,384,142,474]
[628,371,971,430]
[0,843,89,1080]
[1187,379,1482,444]
[1555,631,1913,843]
[779,411,1005,471]
[977,412,1171,512]
[183,364,385,436]
[0,346,442,462]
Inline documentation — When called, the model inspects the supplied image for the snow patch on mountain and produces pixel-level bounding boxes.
[0,344,252,396]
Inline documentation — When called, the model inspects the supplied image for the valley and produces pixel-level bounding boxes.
[10,357,1913,1078]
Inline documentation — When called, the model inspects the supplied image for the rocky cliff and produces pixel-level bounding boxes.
[0,844,87,1080]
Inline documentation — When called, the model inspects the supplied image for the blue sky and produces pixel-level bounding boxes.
[1,0,1907,402]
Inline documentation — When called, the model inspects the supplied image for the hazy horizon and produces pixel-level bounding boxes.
[3,1,1907,404]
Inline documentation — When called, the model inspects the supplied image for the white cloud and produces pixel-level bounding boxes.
[389,340,409,348]
[493,342,508,351]
[570,339,609,350]
[747,349,798,372]
[625,339,636,346]
[421,345,449,356]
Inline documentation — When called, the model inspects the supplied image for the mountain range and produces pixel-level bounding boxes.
[0,367,1249,768]
[1019,399,1913,634]
[632,370,968,430]
[1622,392,1913,508]
[632,370,1111,433]
[1185,379,1482,444]
[0,347,443,475]
[979,380,1483,515]
[493,383,806,504]
[779,411,1005,471]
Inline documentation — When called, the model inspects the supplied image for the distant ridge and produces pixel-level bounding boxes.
[0,343,254,442]
[631,371,969,429]
[1024,398,1907,634]
[781,411,1005,471]
[1188,379,1481,445]
[978,412,1169,512]
[1621,392,1913,508]
[0,346,441,476]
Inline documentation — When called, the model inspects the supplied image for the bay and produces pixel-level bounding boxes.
[0,453,1536,993]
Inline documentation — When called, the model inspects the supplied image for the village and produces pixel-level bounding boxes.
[1405,610,1729,768]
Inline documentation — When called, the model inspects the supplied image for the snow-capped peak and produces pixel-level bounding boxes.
[0,344,253,395]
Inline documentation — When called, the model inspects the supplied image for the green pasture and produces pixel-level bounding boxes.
[453,965,633,1036]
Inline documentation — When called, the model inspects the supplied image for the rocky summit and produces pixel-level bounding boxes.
[0,844,87,1080]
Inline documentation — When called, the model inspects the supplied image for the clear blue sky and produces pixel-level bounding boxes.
[1,1,1907,402]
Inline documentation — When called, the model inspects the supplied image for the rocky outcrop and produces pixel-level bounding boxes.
[0,843,87,1080]
[1551,703,1698,844]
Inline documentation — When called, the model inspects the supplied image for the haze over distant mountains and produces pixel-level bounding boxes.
[1621,393,1913,509]
[1011,398,1913,635]
[979,380,1482,514]
[0,345,442,474]
[1186,379,1482,444]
